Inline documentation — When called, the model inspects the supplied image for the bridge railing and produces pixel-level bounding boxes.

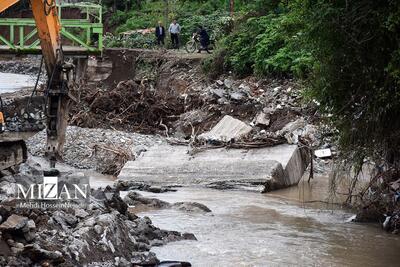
[0,2,103,54]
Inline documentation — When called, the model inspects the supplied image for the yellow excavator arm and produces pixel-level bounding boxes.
[1,0,61,75]
[1,0,72,168]
[0,0,20,13]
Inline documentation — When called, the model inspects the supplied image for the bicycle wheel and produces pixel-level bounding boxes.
[185,40,197,53]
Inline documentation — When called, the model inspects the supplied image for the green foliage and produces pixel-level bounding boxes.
[104,32,157,49]
[304,0,400,163]
[116,11,159,33]
[104,1,233,48]
[109,10,129,26]
[214,3,312,78]
[179,12,232,44]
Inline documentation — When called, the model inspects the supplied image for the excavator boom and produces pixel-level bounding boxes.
[0,0,71,169]
[0,0,20,13]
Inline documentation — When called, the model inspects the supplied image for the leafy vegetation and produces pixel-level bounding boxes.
[204,1,313,78]
[304,0,400,165]
[103,32,157,49]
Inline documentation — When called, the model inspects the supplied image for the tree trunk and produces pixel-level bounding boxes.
[230,0,234,17]
[164,0,169,27]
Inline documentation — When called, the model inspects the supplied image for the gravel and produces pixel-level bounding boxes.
[27,126,165,173]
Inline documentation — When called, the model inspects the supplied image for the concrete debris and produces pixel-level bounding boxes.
[210,88,225,98]
[0,214,28,231]
[229,91,246,101]
[0,162,196,266]
[278,118,319,145]
[224,78,233,89]
[199,115,252,142]
[123,191,211,214]
[118,144,309,192]
[314,148,332,159]
[390,179,400,191]
[253,111,271,128]
[1,94,46,132]
[0,56,44,76]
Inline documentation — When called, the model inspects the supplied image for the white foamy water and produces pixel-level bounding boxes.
[0,72,37,93]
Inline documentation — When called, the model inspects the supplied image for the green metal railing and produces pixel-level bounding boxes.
[0,2,103,54]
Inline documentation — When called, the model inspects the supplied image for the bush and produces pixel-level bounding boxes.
[213,7,312,78]
[202,47,228,79]
[304,0,400,164]
[104,32,157,49]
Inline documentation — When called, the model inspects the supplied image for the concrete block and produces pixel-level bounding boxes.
[118,144,309,192]
[199,115,252,142]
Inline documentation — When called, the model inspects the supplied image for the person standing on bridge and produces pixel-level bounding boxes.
[169,19,181,49]
[155,21,166,46]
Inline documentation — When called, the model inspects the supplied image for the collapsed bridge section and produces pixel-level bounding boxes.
[118,144,309,192]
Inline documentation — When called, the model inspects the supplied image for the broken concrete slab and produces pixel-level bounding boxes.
[199,115,252,142]
[118,144,309,192]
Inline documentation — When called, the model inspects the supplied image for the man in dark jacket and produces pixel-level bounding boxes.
[155,21,166,46]
[197,26,211,54]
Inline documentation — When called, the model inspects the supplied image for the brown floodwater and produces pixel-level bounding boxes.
[138,176,400,267]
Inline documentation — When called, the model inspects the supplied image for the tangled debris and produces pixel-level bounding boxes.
[355,169,400,234]
[70,56,319,145]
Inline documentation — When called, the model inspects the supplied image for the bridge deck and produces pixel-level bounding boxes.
[0,45,101,56]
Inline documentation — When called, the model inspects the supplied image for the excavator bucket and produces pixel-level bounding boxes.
[0,97,27,171]
[0,138,27,171]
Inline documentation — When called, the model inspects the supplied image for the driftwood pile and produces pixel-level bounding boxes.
[70,80,193,133]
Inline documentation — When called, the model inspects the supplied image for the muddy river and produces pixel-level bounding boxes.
[138,177,400,267]
[0,72,37,93]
